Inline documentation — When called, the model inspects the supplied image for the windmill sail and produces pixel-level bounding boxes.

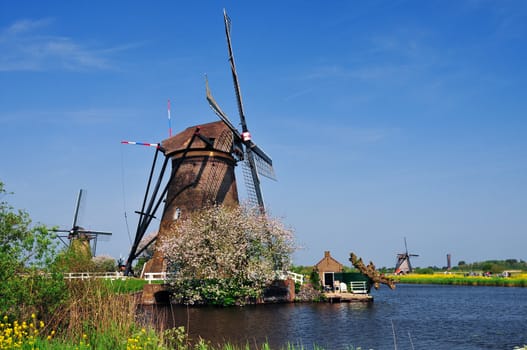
[72,189,84,230]
[252,150,276,180]
[224,9,276,210]
[223,9,248,134]
[205,77,241,140]
[206,76,276,180]
[241,160,259,207]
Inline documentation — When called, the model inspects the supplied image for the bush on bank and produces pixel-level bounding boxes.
[161,204,296,306]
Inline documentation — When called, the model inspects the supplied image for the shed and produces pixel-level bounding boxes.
[315,251,344,288]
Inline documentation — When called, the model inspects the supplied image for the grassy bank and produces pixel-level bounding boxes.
[395,273,527,287]
[1,315,369,350]
[102,277,151,294]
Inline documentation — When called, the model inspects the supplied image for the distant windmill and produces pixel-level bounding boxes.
[395,238,419,274]
[53,189,112,256]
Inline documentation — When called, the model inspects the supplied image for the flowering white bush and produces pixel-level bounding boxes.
[91,255,116,272]
[160,204,295,305]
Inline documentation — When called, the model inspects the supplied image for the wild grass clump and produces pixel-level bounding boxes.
[48,279,140,348]
[3,278,148,349]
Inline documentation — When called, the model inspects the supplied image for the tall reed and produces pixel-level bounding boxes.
[47,279,141,348]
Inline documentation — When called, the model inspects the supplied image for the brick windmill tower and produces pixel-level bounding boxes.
[124,10,275,275]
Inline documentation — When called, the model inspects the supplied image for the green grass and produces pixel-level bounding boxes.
[102,278,152,294]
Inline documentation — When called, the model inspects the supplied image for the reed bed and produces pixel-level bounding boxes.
[41,279,144,349]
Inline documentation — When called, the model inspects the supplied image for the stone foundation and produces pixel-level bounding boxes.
[262,279,295,303]
[141,284,170,305]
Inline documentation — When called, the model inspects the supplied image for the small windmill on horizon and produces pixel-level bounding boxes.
[53,189,112,257]
[395,237,419,274]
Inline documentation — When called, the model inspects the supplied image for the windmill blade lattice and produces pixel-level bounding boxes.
[252,151,276,180]
[241,160,259,208]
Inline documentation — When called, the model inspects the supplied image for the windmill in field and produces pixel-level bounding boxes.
[394,238,419,274]
[53,189,112,257]
[123,9,275,275]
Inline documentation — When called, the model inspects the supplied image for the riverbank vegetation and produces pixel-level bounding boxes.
[395,272,527,287]
[1,181,300,348]
[0,182,151,348]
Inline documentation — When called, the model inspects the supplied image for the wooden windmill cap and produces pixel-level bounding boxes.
[161,120,235,160]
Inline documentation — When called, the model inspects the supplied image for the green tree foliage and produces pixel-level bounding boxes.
[414,267,435,274]
[0,181,67,320]
[455,259,527,273]
[161,204,296,306]
[309,267,322,290]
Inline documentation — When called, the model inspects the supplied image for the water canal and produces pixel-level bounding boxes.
[145,284,527,349]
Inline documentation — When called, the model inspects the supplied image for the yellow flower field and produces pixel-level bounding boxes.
[394,272,527,287]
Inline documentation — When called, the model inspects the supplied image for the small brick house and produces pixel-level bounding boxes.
[315,251,344,288]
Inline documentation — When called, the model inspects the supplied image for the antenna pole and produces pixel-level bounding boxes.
[168,99,172,137]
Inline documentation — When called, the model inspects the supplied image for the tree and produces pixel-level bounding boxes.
[92,255,117,272]
[309,267,322,290]
[161,204,296,306]
[0,181,67,319]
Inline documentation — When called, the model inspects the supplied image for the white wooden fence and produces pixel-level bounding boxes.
[143,271,305,284]
[286,271,304,284]
[349,281,368,294]
[63,272,127,280]
[62,270,306,285]
[143,272,169,284]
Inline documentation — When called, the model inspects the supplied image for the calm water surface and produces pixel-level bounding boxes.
[147,284,527,349]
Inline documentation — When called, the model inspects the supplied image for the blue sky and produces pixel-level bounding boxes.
[1,1,526,269]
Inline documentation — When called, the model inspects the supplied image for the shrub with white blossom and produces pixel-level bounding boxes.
[160,204,295,306]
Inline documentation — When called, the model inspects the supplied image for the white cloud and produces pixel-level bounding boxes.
[0,18,136,72]
[1,18,53,37]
